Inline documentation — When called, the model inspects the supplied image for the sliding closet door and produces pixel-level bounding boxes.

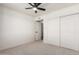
[74,14,79,51]
[47,18,59,46]
[61,14,79,51]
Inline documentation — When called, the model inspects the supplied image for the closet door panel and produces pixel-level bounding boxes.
[61,15,79,51]
[74,15,79,51]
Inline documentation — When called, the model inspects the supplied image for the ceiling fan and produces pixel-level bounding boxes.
[25,3,46,13]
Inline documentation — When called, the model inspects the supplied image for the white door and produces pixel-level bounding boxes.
[35,22,41,40]
[61,14,79,51]
[74,14,79,51]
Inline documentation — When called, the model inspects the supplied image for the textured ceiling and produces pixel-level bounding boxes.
[1,3,78,17]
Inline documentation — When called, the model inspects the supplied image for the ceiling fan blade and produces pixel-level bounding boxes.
[25,7,32,9]
[34,3,41,7]
[34,3,37,7]
[28,3,34,7]
[37,7,46,11]
[37,3,42,7]
[35,10,37,13]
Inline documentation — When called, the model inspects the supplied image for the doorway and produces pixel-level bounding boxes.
[35,20,43,41]
[41,22,43,40]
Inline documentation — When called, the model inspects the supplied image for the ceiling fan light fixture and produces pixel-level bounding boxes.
[33,7,37,11]
[25,3,46,13]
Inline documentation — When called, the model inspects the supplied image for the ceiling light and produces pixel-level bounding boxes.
[33,7,37,11]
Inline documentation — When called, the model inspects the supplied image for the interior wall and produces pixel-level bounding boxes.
[42,4,79,51]
[0,6,35,50]
[44,17,59,46]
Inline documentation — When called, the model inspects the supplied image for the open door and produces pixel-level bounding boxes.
[41,22,43,40]
[35,21,43,41]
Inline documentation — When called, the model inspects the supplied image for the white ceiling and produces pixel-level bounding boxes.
[2,3,78,17]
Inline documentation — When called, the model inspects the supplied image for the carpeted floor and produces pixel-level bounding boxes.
[0,40,79,55]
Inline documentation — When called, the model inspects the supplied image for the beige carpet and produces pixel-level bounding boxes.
[0,40,79,55]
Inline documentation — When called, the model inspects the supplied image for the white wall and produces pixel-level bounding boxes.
[44,17,59,46]
[0,6,35,50]
[42,4,79,20]
[42,4,79,51]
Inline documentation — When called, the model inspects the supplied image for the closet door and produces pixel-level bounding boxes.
[74,14,79,51]
[61,14,79,51]
[47,18,59,46]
